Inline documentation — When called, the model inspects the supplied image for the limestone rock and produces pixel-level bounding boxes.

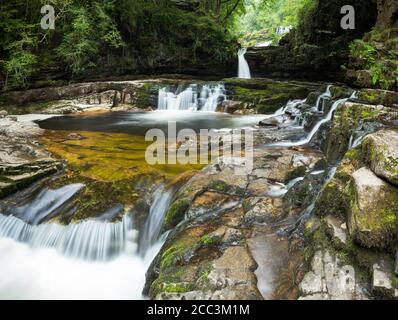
[372,258,395,299]
[299,250,369,300]
[348,167,398,249]
[325,215,347,248]
[361,129,398,186]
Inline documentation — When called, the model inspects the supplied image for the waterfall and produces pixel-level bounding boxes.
[139,186,175,254]
[3,183,85,225]
[0,213,132,261]
[238,48,251,79]
[157,84,226,112]
[316,85,332,112]
[269,91,356,147]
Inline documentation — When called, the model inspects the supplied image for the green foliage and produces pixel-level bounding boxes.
[348,29,398,90]
[349,40,376,69]
[233,0,315,46]
[0,0,242,89]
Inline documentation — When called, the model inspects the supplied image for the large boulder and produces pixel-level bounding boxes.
[347,167,398,249]
[361,129,398,186]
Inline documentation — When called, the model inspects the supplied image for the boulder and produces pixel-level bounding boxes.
[347,167,398,249]
[259,117,281,127]
[361,129,398,186]
[218,100,244,114]
[299,250,368,300]
[372,258,396,299]
[325,215,347,248]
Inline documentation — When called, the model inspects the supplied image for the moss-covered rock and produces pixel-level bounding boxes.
[347,167,398,250]
[223,78,321,114]
[360,129,398,186]
[357,89,398,108]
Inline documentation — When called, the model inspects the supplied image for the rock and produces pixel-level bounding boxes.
[374,0,398,31]
[347,167,398,249]
[0,118,63,199]
[299,250,368,300]
[361,129,398,186]
[357,89,398,108]
[325,215,347,248]
[0,110,8,118]
[223,78,321,114]
[372,258,395,299]
[259,117,281,127]
[66,133,84,140]
[218,100,244,114]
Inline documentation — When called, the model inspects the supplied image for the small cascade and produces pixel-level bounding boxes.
[315,85,332,112]
[157,84,226,112]
[139,186,175,254]
[238,48,251,79]
[0,213,132,261]
[3,183,84,225]
[269,91,356,147]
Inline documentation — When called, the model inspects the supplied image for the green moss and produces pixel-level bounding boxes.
[199,234,222,247]
[207,180,231,193]
[160,243,189,269]
[393,277,398,289]
[162,199,190,232]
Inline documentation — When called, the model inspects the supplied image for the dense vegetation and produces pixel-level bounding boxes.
[233,0,314,46]
[0,0,249,90]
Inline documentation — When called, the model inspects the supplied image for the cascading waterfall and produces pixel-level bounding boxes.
[269,90,357,147]
[157,84,226,112]
[139,186,175,255]
[238,48,251,79]
[0,181,174,299]
[315,85,332,112]
[0,213,131,261]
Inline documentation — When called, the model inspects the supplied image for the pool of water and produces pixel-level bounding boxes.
[37,111,265,136]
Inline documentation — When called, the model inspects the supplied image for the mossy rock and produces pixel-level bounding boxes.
[360,129,398,186]
[347,167,398,250]
[357,89,398,108]
[162,199,190,232]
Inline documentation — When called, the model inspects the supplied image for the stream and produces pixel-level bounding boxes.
[0,80,351,299]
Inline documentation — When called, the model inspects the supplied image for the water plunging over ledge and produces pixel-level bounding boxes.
[238,48,251,79]
[0,182,169,299]
[157,84,226,112]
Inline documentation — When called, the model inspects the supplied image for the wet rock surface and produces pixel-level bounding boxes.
[0,118,62,199]
[144,144,323,300]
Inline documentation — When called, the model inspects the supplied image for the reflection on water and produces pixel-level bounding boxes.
[37,111,264,136]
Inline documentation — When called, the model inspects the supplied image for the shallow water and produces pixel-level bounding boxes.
[37,111,264,137]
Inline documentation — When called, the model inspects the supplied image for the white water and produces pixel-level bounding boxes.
[269,91,356,147]
[238,48,251,79]
[0,213,132,261]
[7,183,84,225]
[0,236,161,299]
[0,182,172,299]
[315,85,332,112]
[139,186,175,254]
[158,84,226,112]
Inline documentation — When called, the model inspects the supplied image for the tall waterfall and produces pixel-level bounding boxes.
[238,48,251,79]
[157,84,226,112]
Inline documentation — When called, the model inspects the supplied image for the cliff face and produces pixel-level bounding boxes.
[245,0,378,80]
